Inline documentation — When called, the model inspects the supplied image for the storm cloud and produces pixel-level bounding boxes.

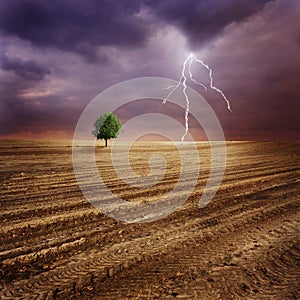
[0,52,50,81]
[0,0,299,140]
[0,0,150,61]
[0,0,273,60]
[147,0,275,48]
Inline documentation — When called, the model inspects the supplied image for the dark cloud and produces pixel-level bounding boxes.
[145,0,275,48]
[0,52,50,81]
[0,0,150,62]
[0,0,273,61]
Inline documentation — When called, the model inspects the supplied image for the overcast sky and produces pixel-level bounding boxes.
[0,0,299,140]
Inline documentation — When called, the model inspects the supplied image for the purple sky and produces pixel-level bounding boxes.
[0,0,299,140]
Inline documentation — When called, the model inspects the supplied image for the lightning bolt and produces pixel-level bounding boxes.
[163,53,232,141]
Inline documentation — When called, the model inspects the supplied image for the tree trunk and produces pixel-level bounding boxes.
[105,139,108,147]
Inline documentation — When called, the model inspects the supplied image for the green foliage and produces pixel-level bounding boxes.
[92,112,122,146]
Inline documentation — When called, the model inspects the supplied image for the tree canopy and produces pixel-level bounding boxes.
[92,112,122,146]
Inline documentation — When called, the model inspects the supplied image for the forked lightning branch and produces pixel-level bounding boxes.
[163,53,232,141]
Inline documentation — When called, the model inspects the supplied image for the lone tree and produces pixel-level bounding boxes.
[92,112,122,146]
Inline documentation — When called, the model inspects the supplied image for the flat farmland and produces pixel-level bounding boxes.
[0,140,299,299]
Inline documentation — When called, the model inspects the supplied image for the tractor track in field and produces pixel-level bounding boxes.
[0,140,299,299]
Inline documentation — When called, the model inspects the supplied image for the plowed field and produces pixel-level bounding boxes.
[0,140,299,299]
